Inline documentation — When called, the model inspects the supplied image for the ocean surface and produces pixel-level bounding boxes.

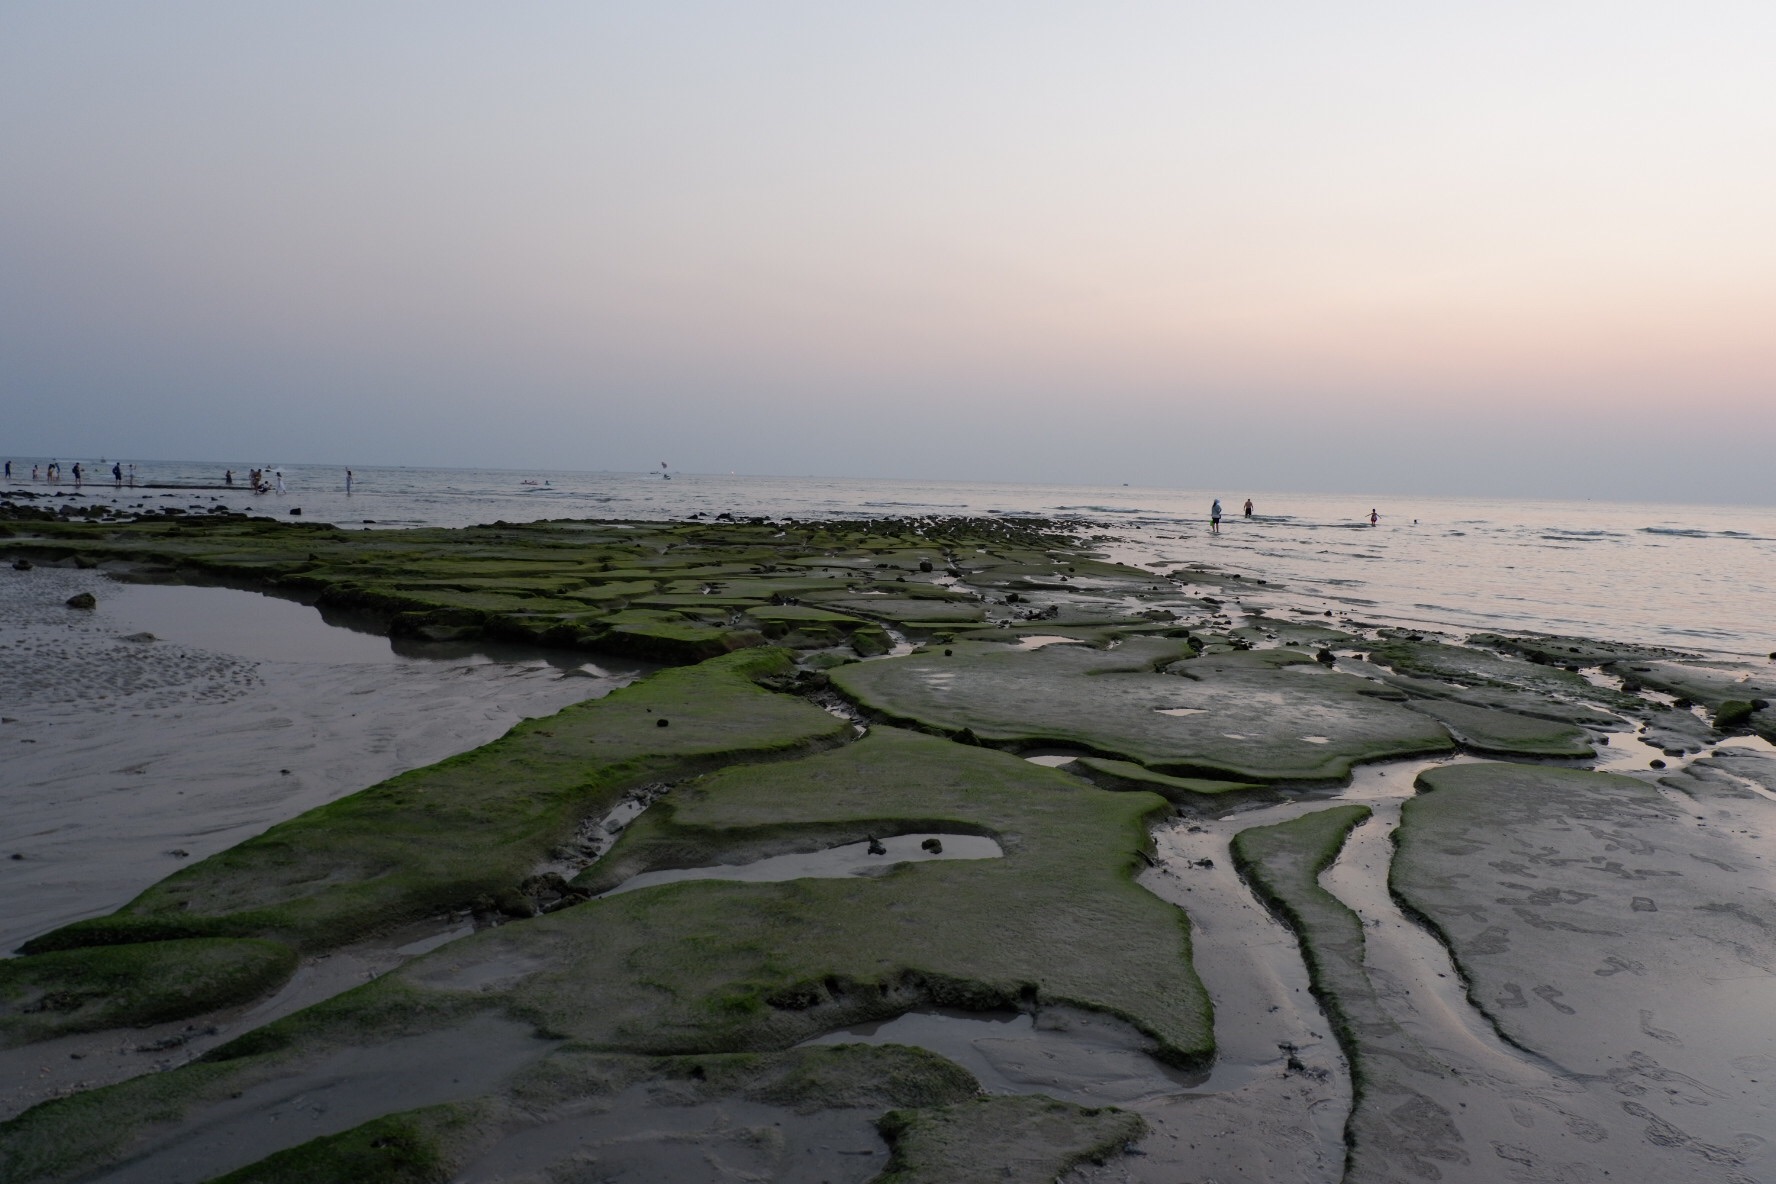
[6,461,1774,658]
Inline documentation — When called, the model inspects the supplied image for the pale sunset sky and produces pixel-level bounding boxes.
[3,3,1772,501]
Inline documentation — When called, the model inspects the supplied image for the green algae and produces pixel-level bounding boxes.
[500,728,1211,1065]
[0,515,1078,665]
[28,648,845,956]
[205,1044,979,1184]
[875,1095,1144,1183]
[205,1101,485,1184]
[830,640,1454,783]
[0,939,297,1047]
[1399,697,1594,757]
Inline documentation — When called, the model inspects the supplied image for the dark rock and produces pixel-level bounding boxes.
[656,717,670,727]
[65,592,96,609]
[1315,648,1336,665]
[1649,759,1666,769]
[867,835,887,855]
[289,507,302,516]
[1752,699,1770,711]
[12,559,32,570]
[920,837,943,854]
[919,560,933,572]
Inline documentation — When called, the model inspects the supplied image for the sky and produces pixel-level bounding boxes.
[3,2,1773,503]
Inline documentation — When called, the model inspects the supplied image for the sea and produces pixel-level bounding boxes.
[6,460,1774,659]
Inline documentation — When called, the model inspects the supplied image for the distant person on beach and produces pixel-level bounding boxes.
[1210,498,1223,535]
[1369,508,1379,526]
[3,461,9,479]
[72,462,83,486]
[225,469,234,486]
[112,462,121,483]
[275,470,285,494]
[1243,498,1253,518]
[345,469,353,493]
[32,464,40,480]
[127,463,135,486]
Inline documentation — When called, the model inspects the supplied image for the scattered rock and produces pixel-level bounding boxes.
[920,837,943,854]
[1649,759,1666,769]
[65,592,96,609]
[121,632,156,643]
[1315,648,1336,665]
[656,717,669,727]
[12,558,32,570]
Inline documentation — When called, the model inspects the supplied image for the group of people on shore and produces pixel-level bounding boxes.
[1208,496,1258,534]
[225,468,287,494]
[1209,497,1379,534]
[3,460,134,486]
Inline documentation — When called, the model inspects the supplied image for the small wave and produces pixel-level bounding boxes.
[1052,505,1146,514]
[1641,526,1711,537]
[860,501,966,508]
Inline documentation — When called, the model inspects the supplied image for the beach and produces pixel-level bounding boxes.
[1,483,1774,1183]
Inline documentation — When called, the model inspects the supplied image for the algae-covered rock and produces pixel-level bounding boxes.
[876,1095,1144,1183]
[830,640,1453,783]
[1400,697,1593,757]
[25,648,846,961]
[0,939,297,1047]
[517,728,1211,1064]
[1714,699,1755,729]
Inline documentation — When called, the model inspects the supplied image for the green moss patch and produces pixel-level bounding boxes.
[430,728,1213,1065]
[0,939,297,1047]
[1400,698,1594,757]
[876,1095,1144,1183]
[25,649,846,959]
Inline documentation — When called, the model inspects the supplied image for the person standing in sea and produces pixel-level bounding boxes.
[1211,498,1223,535]
[1243,498,1253,518]
[345,469,353,494]
[1369,508,1379,526]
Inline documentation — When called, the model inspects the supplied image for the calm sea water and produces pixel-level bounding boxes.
[7,461,1774,658]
